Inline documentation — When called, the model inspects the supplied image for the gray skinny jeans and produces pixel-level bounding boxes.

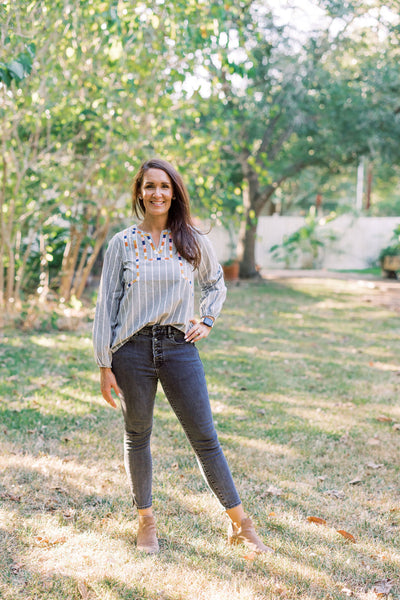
[111,324,241,510]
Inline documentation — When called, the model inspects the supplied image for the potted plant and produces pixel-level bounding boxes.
[220,215,241,281]
[379,224,400,279]
[222,257,240,281]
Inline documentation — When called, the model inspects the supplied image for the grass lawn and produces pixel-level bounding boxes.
[1,278,399,600]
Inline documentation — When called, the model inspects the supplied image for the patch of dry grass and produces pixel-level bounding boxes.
[0,278,399,599]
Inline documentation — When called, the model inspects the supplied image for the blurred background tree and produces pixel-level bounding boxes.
[1,0,399,308]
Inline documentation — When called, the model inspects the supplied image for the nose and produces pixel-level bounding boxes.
[153,187,162,198]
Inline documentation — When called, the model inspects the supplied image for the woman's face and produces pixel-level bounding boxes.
[141,168,173,218]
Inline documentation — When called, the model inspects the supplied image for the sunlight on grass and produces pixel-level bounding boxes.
[1,279,400,599]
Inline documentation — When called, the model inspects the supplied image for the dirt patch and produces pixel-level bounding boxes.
[262,269,400,313]
[358,283,400,312]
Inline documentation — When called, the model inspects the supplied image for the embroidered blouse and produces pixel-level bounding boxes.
[92,225,227,367]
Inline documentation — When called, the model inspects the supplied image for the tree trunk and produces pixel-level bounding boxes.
[238,174,274,278]
[5,241,16,305]
[239,216,259,278]
[71,244,90,297]
[38,232,50,303]
[74,219,110,299]
[0,157,5,309]
[14,229,35,304]
[59,224,87,301]
[237,157,308,278]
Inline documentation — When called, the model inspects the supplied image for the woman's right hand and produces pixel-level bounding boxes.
[100,367,121,408]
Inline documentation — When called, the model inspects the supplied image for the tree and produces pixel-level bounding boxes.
[183,0,400,277]
[0,0,218,306]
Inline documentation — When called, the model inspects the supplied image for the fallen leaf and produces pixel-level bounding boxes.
[53,537,66,545]
[34,536,50,547]
[341,587,353,597]
[366,462,384,469]
[51,486,67,493]
[0,492,21,502]
[376,415,393,422]
[367,438,381,446]
[348,478,363,485]
[244,551,256,561]
[307,516,327,525]
[337,530,356,543]
[268,511,276,517]
[34,535,66,547]
[371,578,394,596]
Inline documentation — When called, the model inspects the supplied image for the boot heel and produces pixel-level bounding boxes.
[137,515,159,554]
[227,523,239,545]
[227,517,273,554]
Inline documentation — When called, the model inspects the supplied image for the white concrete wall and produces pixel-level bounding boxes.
[207,215,400,270]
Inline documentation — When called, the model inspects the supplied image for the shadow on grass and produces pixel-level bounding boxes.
[1,279,399,599]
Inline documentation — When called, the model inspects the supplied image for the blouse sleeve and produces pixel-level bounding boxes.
[196,233,227,320]
[92,234,124,368]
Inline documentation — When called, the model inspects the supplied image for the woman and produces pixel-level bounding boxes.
[93,158,272,555]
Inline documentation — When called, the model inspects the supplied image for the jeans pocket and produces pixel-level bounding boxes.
[168,328,187,345]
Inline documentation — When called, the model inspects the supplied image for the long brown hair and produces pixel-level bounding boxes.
[132,158,202,269]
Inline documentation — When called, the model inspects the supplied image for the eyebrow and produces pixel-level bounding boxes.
[143,179,171,185]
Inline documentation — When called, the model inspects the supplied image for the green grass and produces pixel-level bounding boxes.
[329,267,382,277]
[1,278,400,600]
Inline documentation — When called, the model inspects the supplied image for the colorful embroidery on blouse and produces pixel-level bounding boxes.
[125,228,192,287]
[125,228,140,287]
[178,253,192,285]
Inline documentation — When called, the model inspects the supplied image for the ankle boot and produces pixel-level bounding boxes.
[137,515,159,554]
[228,517,273,554]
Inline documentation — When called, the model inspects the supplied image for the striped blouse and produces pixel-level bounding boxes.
[92,225,227,367]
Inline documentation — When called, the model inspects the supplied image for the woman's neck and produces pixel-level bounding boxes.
[139,215,168,234]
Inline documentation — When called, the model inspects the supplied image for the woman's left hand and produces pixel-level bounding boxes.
[184,319,212,343]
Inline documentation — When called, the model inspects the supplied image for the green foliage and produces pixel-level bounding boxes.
[1,0,400,299]
[1,279,400,598]
[24,225,69,294]
[0,42,35,85]
[378,224,400,262]
[270,208,337,268]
